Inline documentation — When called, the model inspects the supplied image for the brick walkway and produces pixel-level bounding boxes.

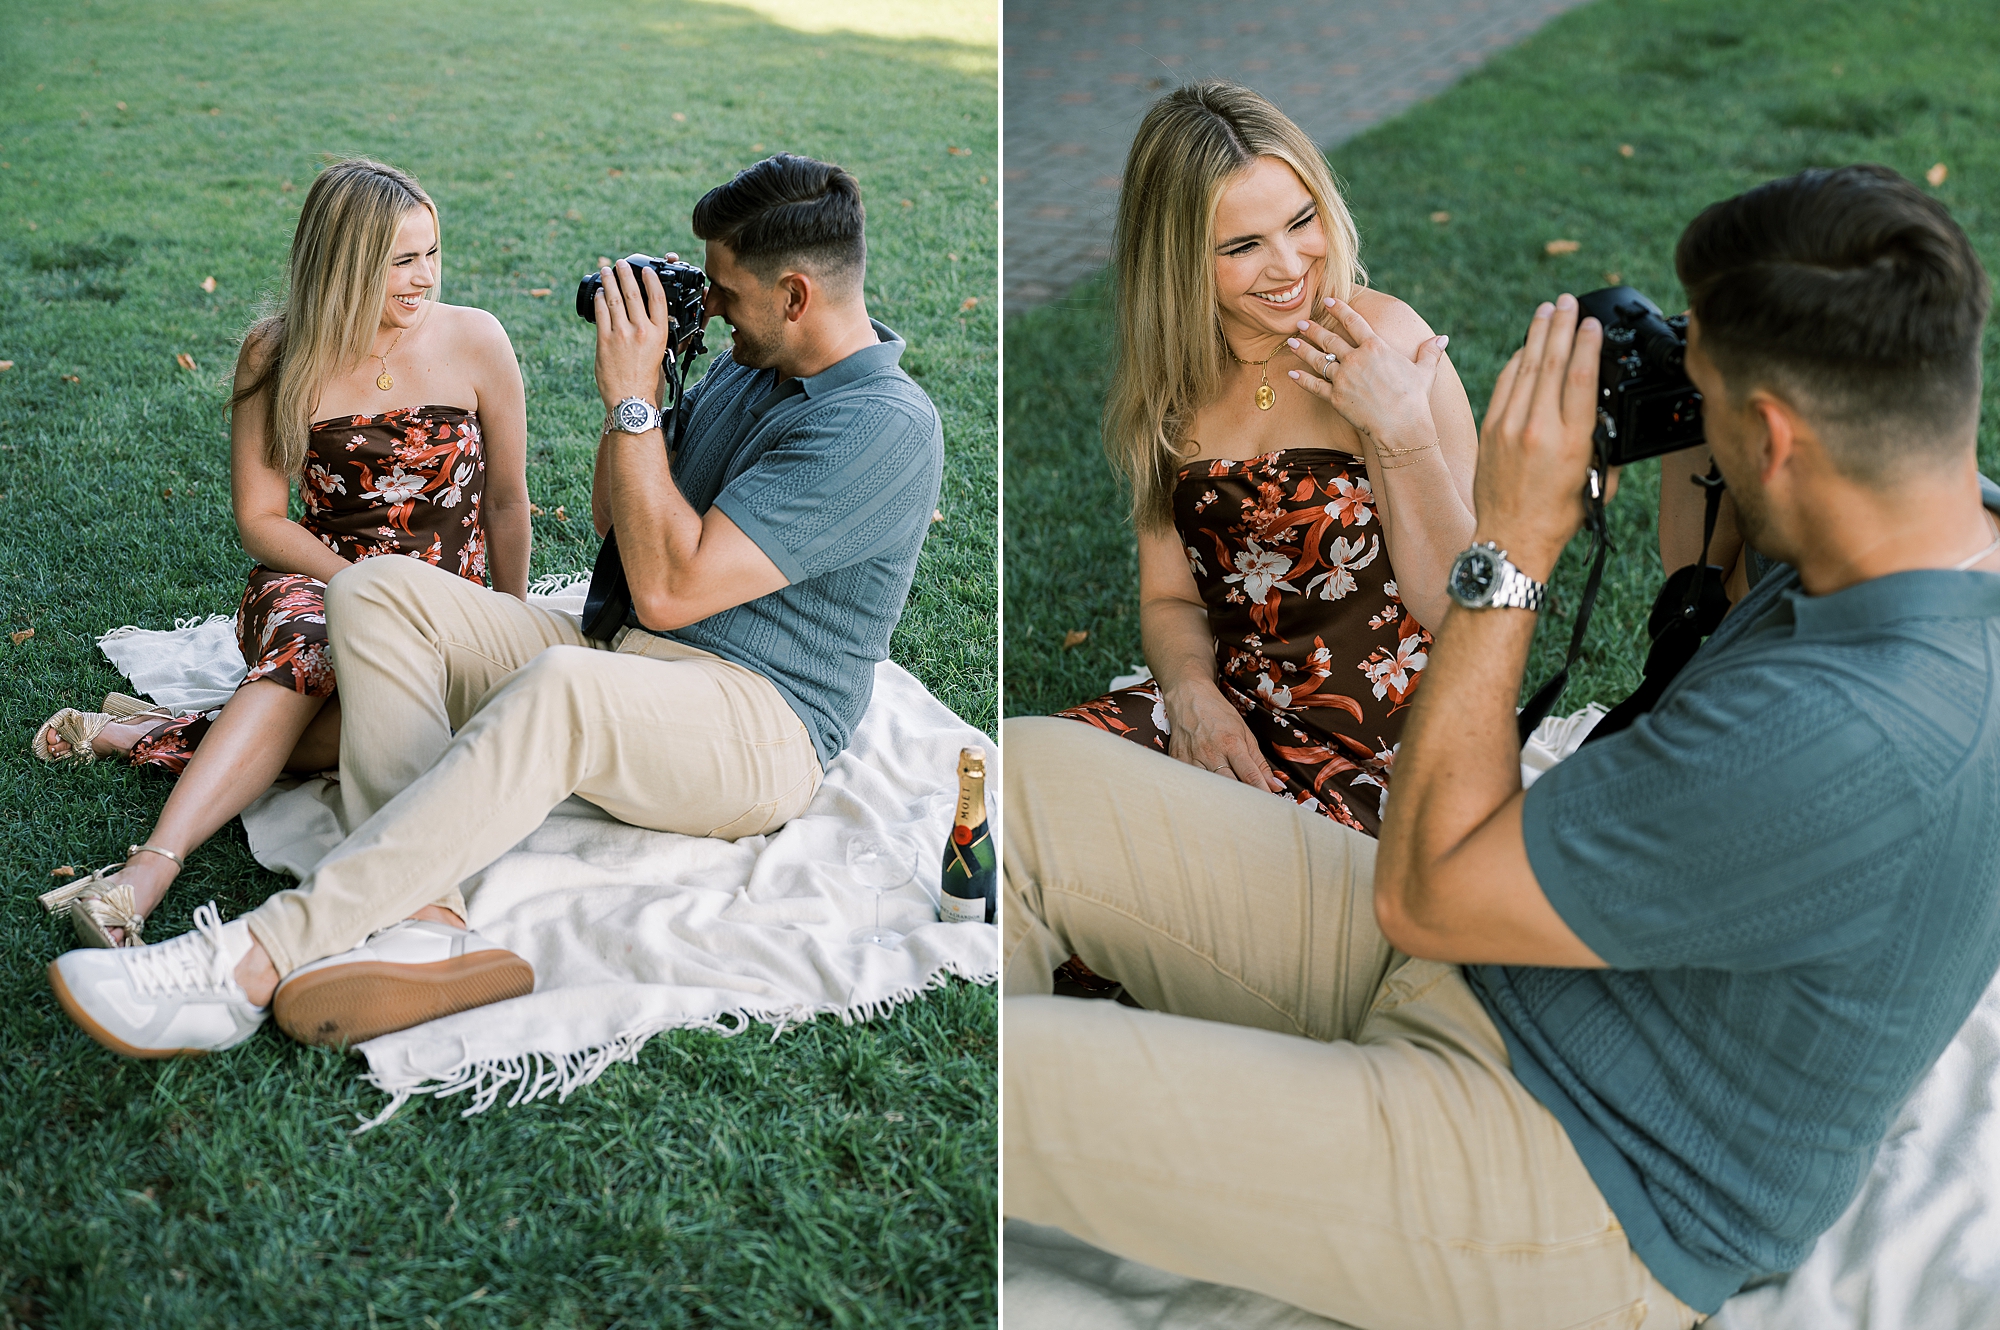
[1003,0,1594,313]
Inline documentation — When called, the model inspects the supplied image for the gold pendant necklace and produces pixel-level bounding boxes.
[372,319,412,391]
[1225,340,1281,411]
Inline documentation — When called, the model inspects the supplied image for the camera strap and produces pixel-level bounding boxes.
[1581,461,1730,745]
[1515,470,1612,745]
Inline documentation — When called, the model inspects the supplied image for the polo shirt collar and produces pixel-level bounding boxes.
[746,320,905,418]
[1785,568,2000,637]
[799,319,905,398]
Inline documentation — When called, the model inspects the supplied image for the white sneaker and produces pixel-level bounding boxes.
[272,919,533,1048]
[48,901,267,1057]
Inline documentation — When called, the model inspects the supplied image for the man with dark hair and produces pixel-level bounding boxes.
[1004,163,2000,1326]
[52,153,945,1056]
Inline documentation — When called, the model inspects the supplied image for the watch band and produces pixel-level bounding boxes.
[1490,560,1547,612]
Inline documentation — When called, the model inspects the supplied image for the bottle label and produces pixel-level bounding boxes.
[939,892,986,924]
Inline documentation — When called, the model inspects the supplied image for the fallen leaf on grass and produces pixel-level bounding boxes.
[175,353,196,371]
[61,373,78,382]
[947,146,970,156]
[1545,239,1581,256]
[1619,144,1635,158]
[208,107,220,116]
[901,199,914,208]
[528,288,551,297]
[978,174,989,185]
[26,222,37,231]
[116,101,127,111]
[1603,271,1622,284]
[51,865,76,879]
[672,112,687,122]
[607,168,624,178]
[529,502,545,516]
[947,252,959,262]
[200,275,216,293]
[931,509,944,524]
[960,296,979,311]
[0,361,12,372]
[11,628,34,645]
[1927,162,1948,187]
[554,505,569,522]
[565,209,582,221]
[281,181,295,193]
[1062,629,1089,650]
[1430,210,1451,224]
[162,488,174,499]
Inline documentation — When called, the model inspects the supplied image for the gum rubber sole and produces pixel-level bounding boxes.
[47,960,210,1059]
[273,952,535,1048]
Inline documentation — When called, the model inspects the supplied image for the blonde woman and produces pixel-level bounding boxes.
[1056,82,1477,838]
[37,158,530,946]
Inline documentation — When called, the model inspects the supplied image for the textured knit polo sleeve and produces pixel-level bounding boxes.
[1520,656,1928,971]
[709,389,940,585]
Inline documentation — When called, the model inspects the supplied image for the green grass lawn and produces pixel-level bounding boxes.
[0,1,996,1325]
[1005,0,2000,720]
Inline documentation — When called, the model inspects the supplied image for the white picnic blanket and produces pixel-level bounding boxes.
[97,580,999,1129]
[1002,705,2000,1329]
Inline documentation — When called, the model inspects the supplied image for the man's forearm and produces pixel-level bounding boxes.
[599,427,705,607]
[1375,601,1538,928]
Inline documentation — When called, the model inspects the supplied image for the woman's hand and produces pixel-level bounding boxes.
[1285,297,1450,451]
[1162,681,1285,792]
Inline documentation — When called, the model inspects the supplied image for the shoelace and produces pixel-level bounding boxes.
[122,901,237,997]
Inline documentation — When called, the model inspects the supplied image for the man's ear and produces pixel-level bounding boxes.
[1746,390,1802,487]
[777,271,812,323]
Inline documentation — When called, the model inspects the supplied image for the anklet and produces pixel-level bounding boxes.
[128,844,183,867]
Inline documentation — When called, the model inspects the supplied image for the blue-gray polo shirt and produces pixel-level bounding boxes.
[1471,515,2000,1312]
[632,319,943,765]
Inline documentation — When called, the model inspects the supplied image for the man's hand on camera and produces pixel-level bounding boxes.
[1472,295,1609,582]
[594,259,675,412]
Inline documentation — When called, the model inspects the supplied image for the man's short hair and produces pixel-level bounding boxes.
[1675,163,1990,475]
[692,153,866,293]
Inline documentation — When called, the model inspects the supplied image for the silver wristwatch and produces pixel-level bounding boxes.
[1447,541,1547,611]
[608,395,663,435]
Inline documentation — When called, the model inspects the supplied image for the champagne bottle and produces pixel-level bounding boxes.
[940,747,996,924]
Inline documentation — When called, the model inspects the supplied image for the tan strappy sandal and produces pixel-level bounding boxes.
[32,695,177,765]
[38,844,183,948]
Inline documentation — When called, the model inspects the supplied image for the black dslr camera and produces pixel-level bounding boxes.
[1577,286,1704,466]
[576,254,708,355]
[573,254,710,641]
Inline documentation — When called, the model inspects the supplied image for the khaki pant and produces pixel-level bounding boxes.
[245,556,822,976]
[1003,717,1699,1330]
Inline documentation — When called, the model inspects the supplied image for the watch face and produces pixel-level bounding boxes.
[1449,547,1499,606]
[617,399,654,432]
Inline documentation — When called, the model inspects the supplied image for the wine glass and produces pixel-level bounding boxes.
[847,831,915,947]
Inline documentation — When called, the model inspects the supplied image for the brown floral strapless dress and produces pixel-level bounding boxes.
[130,405,491,773]
[1057,448,1432,836]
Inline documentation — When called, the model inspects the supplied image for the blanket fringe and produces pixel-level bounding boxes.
[527,570,591,596]
[98,612,233,644]
[352,957,997,1132]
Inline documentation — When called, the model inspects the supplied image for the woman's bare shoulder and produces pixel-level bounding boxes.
[430,300,513,352]
[1346,287,1438,353]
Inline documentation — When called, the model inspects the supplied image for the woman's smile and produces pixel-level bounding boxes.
[1249,275,1308,310]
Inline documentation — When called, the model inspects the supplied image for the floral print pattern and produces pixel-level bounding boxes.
[131,406,489,777]
[1055,448,1431,836]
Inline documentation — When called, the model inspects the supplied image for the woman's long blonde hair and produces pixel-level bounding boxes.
[230,158,439,475]
[1105,82,1365,530]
